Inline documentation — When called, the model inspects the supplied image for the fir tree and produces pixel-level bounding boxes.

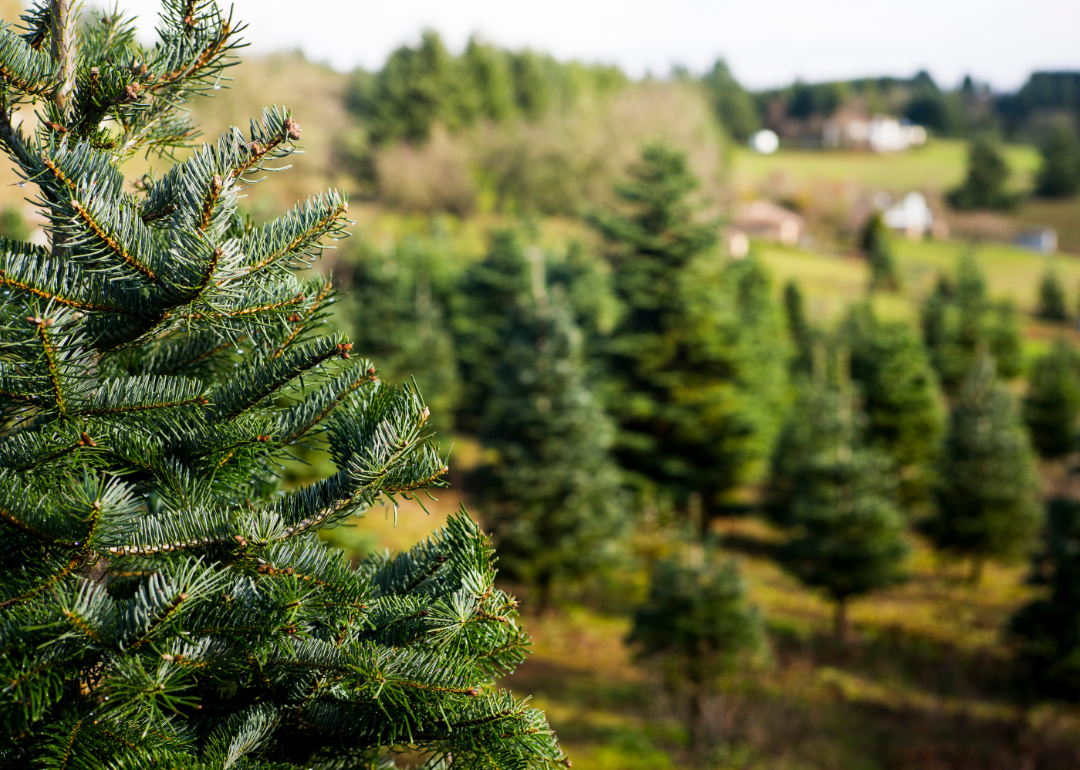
[628,549,764,755]
[783,279,814,375]
[1035,120,1080,199]
[0,3,563,767]
[345,235,461,424]
[860,212,901,293]
[929,360,1043,583]
[1010,498,1080,698]
[842,304,944,510]
[947,136,1016,211]
[988,298,1025,380]
[588,144,788,529]
[1023,340,1080,459]
[701,59,761,142]
[1037,268,1070,322]
[771,377,909,639]
[470,290,624,613]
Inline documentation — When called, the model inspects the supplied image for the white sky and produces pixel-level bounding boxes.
[111,0,1079,91]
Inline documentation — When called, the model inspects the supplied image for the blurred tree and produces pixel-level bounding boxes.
[842,304,944,511]
[510,50,554,120]
[1023,341,1080,459]
[1038,268,1070,322]
[345,237,462,425]
[628,550,764,754]
[859,211,901,293]
[771,376,910,640]
[783,279,814,375]
[589,144,789,530]
[929,360,1043,583]
[1035,120,1080,198]
[701,59,761,141]
[921,255,1021,393]
[463,36,517,122]
[471,292,624,613]
[0,205,30,241]
[947,137,1016,211]
[1010,498,1080,698]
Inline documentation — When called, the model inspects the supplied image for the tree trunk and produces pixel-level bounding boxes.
[834,596,848,643]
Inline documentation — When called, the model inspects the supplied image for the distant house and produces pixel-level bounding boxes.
[883,192,934,239]
[731,201,806,248]
[823,109,927,153]
[1014,228,1058,255]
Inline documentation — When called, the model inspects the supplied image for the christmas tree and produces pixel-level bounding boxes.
[929,359,1042,583]
[859,211,900,293]
[628,547,764,755]
[842,304,944,510]
[782,279,814,375]
[1037,268,1069,323]
[1034,120,1080,199]
[1023,340,1080,459]
[770,374,909,640]
[0,3,563,767]
[946,137,1016,211]
[470,277,624,614]
[588,144,788,529]
[1010,498,1080,698]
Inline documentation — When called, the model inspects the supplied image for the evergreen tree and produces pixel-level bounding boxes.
[920,255,1021,393]
[1038,268,1070,322]
[588,144,788,528]
[1023,340,1080,459]
[1010,498,1080,698]
[701,59,761,142]
[0,4,562,767]
[470,292,624,613]
[771,378,910,639]
[947,136,1017,211]
[783,279,814,374]
[628,549,764,754]
[843,304,944,510]
[345,236,461,423]
[860,211,901,293]
[930,360,1043,582]
[1035,120,1080,199]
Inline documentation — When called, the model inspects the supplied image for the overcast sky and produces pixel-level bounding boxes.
[115,0,1079,91]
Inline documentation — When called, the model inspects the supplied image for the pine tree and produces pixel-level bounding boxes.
[1035,120,1080,199]
[628,548,764,754]
[947,136,1016,211]
[1037,268,1070,322]
[588,144,788,529]
[920,255,1021,393]
[345,235,461,424]
[1023,340,1080,459]
[842,304,944,510]
[771,376,909,639]
[470,290,624,613]
[1010,498,1080,698]
[930,360,1043,583]
[0,4,563,766]
[783,279,814,375]
[860,212,901,293]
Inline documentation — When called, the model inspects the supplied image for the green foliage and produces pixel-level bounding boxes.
[0,205,28,241]
[589,144,788,518]
[1010,498,1080,698]
[343,235,461,425]
[920,255,1021,393]
[929,361,1043,578]
[0,3,562,767]
[1035,120,1080,198]
[1037,268,1070,322]
[860,212,901,293]
[701,59,760,141]
[947,137,1017,211]
[842,304,944,510]
[769,377,909,637]
[1023,340,1080,459]
[470,292,624,611]
[628,548,764,751]
[783,279,814,374]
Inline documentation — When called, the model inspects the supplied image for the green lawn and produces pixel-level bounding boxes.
[731,139,1040,195]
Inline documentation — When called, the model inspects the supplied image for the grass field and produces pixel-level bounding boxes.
[730,140,1041,196]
